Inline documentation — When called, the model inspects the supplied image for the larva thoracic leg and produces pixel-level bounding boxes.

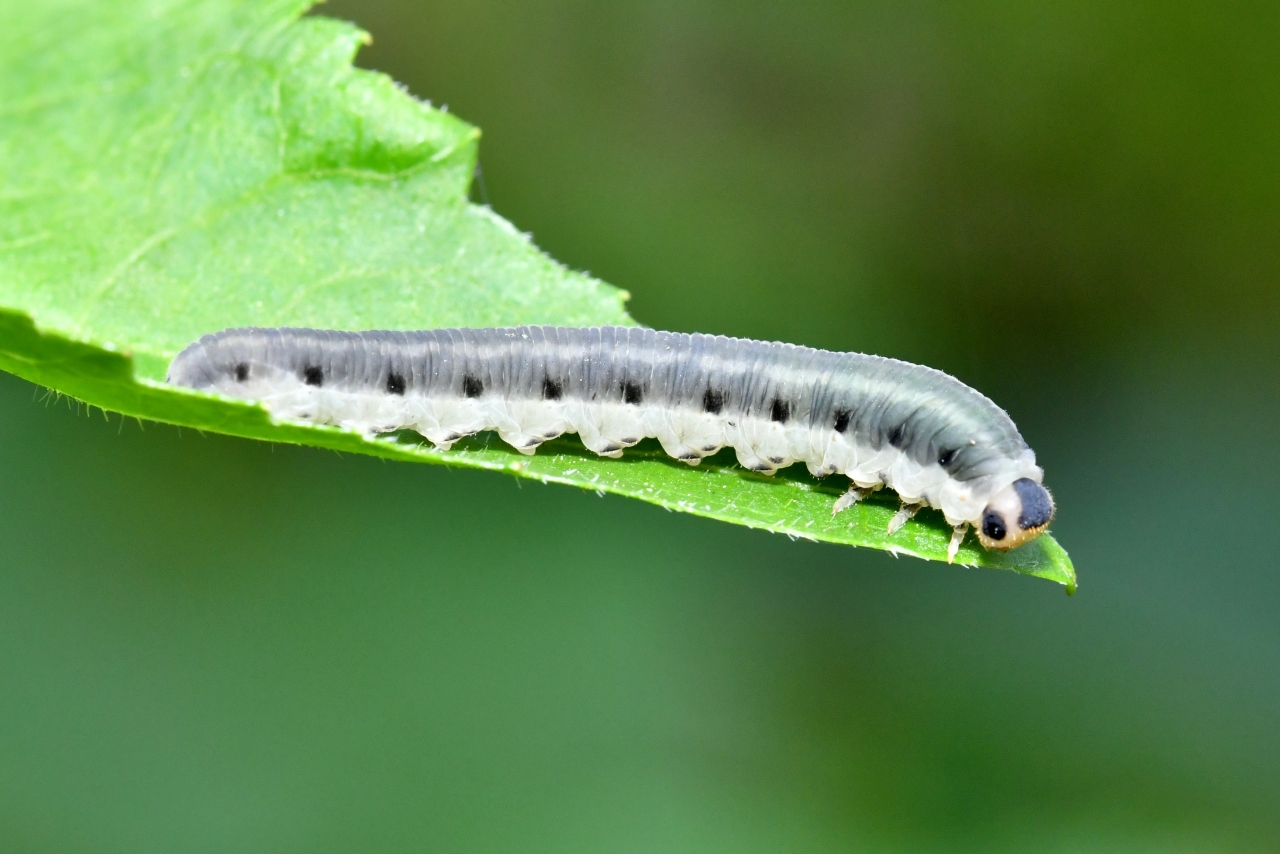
[887,501,923,536]
[947,523,971,564]
[167,325,1056,552]
[831,484,877,517]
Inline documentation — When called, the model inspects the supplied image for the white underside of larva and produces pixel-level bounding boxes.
[230,376,1042,528]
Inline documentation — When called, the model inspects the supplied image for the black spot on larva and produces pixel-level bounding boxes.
[702,388,724,414]
[768,455,785,465]
[620,437,639,446]
[542,377,562,400]
[623,381,643,405]
[601,443,623,454]
[982,511,1007,542]
[386,372,405,395]
[1013,478,1055,530]
[888,423,905,448]
[303,365,323,387]
[234,362,249,382]
[937,447,956,468]
[833,409,851,433]
[463,375,484,398]
[770,398,790,423]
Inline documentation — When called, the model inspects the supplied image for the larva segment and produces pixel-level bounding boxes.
[167,325,1052,551]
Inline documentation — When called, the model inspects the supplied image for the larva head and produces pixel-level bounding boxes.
[975,477,1055,550]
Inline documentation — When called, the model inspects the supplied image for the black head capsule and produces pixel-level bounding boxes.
[975,477,1056,550]
[1014,477,1055,529]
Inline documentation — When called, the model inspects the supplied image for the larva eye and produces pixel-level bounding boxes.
[982,511,1007,542]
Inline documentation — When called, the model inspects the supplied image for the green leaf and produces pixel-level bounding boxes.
[0,0,1074,590]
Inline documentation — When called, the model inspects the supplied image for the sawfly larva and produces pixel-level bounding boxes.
[168,326,1055,560]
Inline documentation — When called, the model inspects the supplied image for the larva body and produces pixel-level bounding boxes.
[168,326,1055,555]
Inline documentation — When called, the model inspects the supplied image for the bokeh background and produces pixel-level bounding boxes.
[2,1,1278,850]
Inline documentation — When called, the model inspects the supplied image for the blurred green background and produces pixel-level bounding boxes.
[2,1,1278,850]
